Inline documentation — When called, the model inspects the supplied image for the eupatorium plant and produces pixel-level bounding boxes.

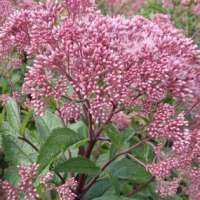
[1,0,200,200]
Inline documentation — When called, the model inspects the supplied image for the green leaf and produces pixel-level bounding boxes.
[93,194,138,200]
[19,110,33,136]
[55,157,100,175]
[35,110,63,141]
[68,120,88,138]
[35,117,50,142]
[4,166,20,186]
[37,128,84,173]
[105,125,122,148]
[42,110,63,131]
[109,174,120,196]
[85,179,111,200]
[107,158,151,183]
[2,134,32,166]
[132,143,154,164]
[5,98,21,132]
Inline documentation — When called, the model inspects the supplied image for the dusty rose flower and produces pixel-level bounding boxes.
[111,111,131,129]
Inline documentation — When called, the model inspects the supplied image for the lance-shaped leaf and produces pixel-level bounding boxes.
[37,128,84,173]
[55,157,100,175]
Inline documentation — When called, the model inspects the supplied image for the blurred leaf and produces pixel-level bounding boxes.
[2,134,32,166]
[93,194,138,200]
[4,166,20,186]
[35,110,63,141]
[85,179,111,200]
[5,98,21,132]
[19,110,33,136]
[55,157,100,175]
[109,173,120,196]
[107,158,151,183]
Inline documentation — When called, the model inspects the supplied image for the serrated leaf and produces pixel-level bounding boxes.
[55,157,100,175]
[107,158,151,183]
[35,110,63,141]
[37,128,84,173]
[35,117,50,142]
[6,98,21,132]
[2,134,32,166]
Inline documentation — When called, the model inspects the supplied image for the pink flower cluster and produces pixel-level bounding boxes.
[1,163,39,200]
[56,178,77,200]
[106,0,146,15]
[163,0,200,15]
[0,0,13,25]
[111,111,131,129]
[146,103,200,198]
[1,1,199,125]
[1,163,77,200]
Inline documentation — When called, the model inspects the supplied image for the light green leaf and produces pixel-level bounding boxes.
[68,120,88,138]
[19,110,33,136]
[35,110,63,141]
[6,97,21,132]
[2,134,32,166]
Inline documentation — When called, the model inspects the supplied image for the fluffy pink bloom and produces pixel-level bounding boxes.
[58,103,81,123]
[0,1,199,125]
[39,172,53,187]
[162,0,174,8]
[111,111,131,129]
[180,0,190,6]
[158,178,180,197]
[0,0,13,25]
[192,2,200,15]
[56,178,77,200]
[1,163,57,199]
[0,164,40,200]
[107,0,145,15]
[17,163,39,200]
[0,180,18,200]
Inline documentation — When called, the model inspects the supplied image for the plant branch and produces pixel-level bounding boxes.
[83,138,149,194]
[127,153,146,168]
[127,176,155,197]
[18,136,65,184]
[18,136,39,152]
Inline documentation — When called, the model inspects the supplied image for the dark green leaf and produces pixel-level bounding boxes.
[85,179,111,200]
[55,157,100,175]
[37,128,84,173]
[105,125,122,148]
[93,194,138,200]
[107,158,151,183]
